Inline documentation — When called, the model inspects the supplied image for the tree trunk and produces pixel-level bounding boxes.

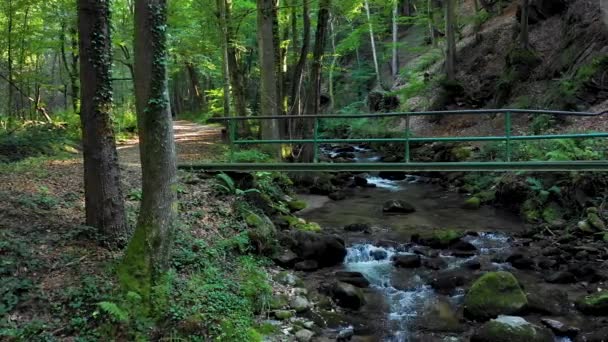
[289,0,310,116]
[7,0,14,119]
[217,0,231,117]
[120,0,178,308]
[364,0,382,88]
[302,0,330,162]
[392,0,399,78]
[77,0,127,244]
[427,0,436,47]
[61,22,80,114]
[445,0,457,81]
[225,0,248,119]
[520,0,529,49]
[185,62,204,112]
[257,0,280,143]
[328,15,338,111]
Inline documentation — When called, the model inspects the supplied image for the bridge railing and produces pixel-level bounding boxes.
[192,109,608,171]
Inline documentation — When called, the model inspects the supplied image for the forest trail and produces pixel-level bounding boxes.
[117,120,224,168]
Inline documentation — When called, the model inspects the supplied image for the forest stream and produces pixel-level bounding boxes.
[290,147,582,342]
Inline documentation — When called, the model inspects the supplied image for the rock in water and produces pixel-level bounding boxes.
[464,272,528,320]
[540,318,579,337]
[335,271,370,288]
[329,281,366,310]
[576,291,608,315]
[295,329,314,342]
[282,231,347,268]
[471,316,553,342]
[392,254,422,268]
[383,200,416,214]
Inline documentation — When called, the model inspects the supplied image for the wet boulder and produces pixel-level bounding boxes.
[471,316,554,342]
[383,200,416,214]
[344,223,372,233]
[392,254,422,268]
[544,271,576,284]
[430,271,467,295]
[353,175,368,187]
[326,281,366,310]
[540,318,579,338]
[378,171,407,180]
[335,271,370,288]
[464,272,528,320]
[576,291,608,315]
[281,231,347,268]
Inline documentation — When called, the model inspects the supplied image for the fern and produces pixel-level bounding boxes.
[97,301,128,322]
[214,172,260,196]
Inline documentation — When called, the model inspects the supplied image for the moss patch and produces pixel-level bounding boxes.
[576,291,608,315]
[464,272,528,320]
[463,197,481,210]
[287,200,307,212]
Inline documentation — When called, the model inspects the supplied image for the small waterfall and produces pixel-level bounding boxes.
[344,244,434,341]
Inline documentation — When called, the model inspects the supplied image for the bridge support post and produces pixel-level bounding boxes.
[405,115,411,163]
[229,119,237,163]
[313,118,319,163]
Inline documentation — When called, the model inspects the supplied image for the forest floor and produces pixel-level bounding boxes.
[0,120,227,338]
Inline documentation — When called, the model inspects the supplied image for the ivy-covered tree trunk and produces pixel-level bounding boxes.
[257,0,280,143]
[225,0,248,119]
[445,0,457,81]
[119,0,178,308]
[77,0,127,244]
[302,0,330,162]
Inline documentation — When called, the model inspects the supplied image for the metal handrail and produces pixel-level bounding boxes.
[186,109,608,172]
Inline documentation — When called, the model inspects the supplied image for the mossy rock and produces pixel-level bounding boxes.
[471,316,553,342]
[273,310,295,320]
[521,199,540,223]
[463,197,481,210]
[296,221,322,233]
[587,212,606,230]
[541,202,563,224]
[451,146,473,161]
[464,272,528,321]
[418,229,464,248]
[476,190,496,203]
[576,291,608,315]
[578,220,594,234]
[245,212,277,255]
[288,199,307,212]
[269,294,289,310]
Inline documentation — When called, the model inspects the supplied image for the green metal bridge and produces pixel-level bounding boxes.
[179,109,608,172]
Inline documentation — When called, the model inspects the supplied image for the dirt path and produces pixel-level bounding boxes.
[118,120,224,167]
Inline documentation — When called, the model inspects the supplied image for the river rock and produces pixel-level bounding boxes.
[430,271,467,294]
[294,260,319,272]
[353,175,368,187]
[544,271,576,284]
[423,257,448,270]
[526,287,568,315]
[370,249,388,260]
[281,231,347,268]
[295,329,314,342]
[327,281,366,310]
[329,191,347,201]
[336,326,355,341]
[540,318,579,337]
[471,316,554,342]
[273,310,294,320]
[464,272,528,320]
[273,249,299,268]
[575,327,608,342]
[378,171,407,180]
[506,252,535,270]
[462,258,482,270]
[392,254,422,268]
[335,271,370,288]
[290,296,310,313]
[576,291,608,315]
[383,200,416,214]
[344,223,371,233]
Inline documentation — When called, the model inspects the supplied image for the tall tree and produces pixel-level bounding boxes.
[119,0,178,306]
[257,0,280,141]
[364,0,382,87]
[392,0,399,78]
[289,0,310,116]
[302,0,330,161]
[217,0,231,117]
[225,0,248,119]
[445,0,457,81]
[77,0,127,243]
[520,0,529,49]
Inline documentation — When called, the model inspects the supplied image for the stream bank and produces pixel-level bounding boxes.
[263,146,608,342]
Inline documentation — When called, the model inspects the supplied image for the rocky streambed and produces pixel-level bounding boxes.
[264,147,608,342]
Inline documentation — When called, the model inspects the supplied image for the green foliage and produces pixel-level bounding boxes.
[214,172,260,196]
[227,149,273,163]
[0,123,77,163]
[97,302,129,322]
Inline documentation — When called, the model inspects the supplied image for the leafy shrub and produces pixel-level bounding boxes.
[0,123,76,163]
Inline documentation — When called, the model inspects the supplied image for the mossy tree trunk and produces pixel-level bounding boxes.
[119,0,177,309]
[77,0,127,244]
[289,0,310,117]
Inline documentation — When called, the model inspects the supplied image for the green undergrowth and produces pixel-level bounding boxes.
[0,123,78,163]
